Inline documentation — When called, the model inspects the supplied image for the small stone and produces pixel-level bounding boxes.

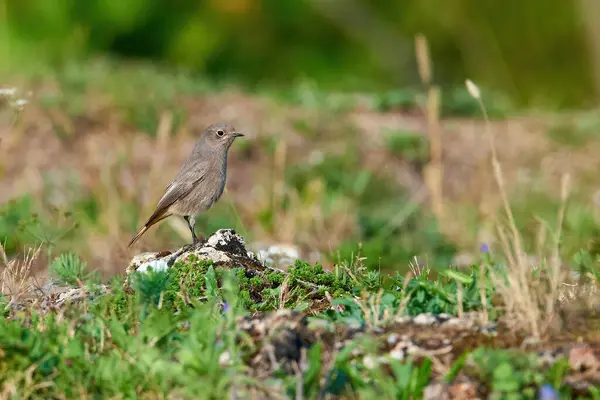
[252,242,302,268]
[387,333,399,345]
[363,355,377,369]
[390,348,405,360]
[413,314,437,325]
[219,351,231,367]
[136,259,169,273]
[0,87,16,97]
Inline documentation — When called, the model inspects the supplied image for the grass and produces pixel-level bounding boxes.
[1,228,598,398]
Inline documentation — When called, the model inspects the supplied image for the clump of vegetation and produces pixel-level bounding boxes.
[464,348,572,399]
[50,252,96,286]
[152,256,367,314]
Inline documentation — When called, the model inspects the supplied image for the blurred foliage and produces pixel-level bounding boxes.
[547,113,600,148]
[0,195,36,254]
[1,0,596,108]
[285,148,457,270]
[510,189,600,262]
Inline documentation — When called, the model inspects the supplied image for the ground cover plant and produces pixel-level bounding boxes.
[1,225,599,399]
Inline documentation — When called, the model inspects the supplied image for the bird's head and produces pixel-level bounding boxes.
[202,122,244,150]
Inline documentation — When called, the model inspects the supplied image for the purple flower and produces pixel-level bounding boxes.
[538,384,559,400]
[480,243,490,253]
[221,301,230,313]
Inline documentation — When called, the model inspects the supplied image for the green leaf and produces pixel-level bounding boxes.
[439,268,474,285]
[205,266,218,299]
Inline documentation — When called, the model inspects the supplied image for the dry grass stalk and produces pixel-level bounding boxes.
[0,245,41,305]
[466,79,573,338]
[278,273,291,310]
[416,34,445,220]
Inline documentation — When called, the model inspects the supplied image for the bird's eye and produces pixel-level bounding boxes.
[217,130,224,137]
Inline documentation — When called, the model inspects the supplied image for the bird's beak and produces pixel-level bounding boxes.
[233,132,244,138]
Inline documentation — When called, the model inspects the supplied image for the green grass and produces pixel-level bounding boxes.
[1,243,597,398]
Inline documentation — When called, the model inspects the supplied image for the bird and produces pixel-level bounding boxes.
[128,122,244,248]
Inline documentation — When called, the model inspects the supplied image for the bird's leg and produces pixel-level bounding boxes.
[183,215,200,246]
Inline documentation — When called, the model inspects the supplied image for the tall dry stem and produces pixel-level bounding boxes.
[416,34,445,220]
[466,79,571,338]
[0,245,41,305]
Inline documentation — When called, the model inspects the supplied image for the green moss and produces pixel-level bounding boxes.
[249,276,265,287]
[265,271,284,285]
[164,256,214,308]
[288,260,354,295]
[383,129,429,164]
[144,255,359,313]
[110,290,131,319]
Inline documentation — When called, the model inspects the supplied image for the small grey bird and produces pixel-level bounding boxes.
[128,122,244,248]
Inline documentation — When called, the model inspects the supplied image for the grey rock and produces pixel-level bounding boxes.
[124,229,264,292]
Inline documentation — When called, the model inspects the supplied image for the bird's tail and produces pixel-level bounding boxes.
[128,225,149,248]
[128,212,171,248]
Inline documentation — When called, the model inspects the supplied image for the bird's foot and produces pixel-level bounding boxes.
[192,234,207,248]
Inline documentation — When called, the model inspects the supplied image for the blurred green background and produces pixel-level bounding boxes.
[1,0,597,108]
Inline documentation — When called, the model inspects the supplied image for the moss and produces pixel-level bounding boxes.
[153,255,357,314]
[288,260,355,295]
[237,290,253,310]
[111,291,131,319]
[165,256,214,307]
[265,271,284,285]
[249,276,265,287]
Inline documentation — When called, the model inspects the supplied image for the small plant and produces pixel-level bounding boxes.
[50,252,94,286]
[392,265,493,317]
[0,245,41,304]
[131,268,173,318]
[0,196,37,255]
[547,114,600,148]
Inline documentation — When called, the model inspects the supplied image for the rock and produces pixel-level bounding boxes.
[4,284,109,316]
[124,229,265,292]
[250,241,303,269]
[40,284,109,311]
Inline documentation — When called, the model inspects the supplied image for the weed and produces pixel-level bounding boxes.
[372,88,419,112]
[547,113,600,148]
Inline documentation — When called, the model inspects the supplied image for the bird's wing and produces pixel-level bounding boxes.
[152,172,206,218]
[128,162,209,247]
